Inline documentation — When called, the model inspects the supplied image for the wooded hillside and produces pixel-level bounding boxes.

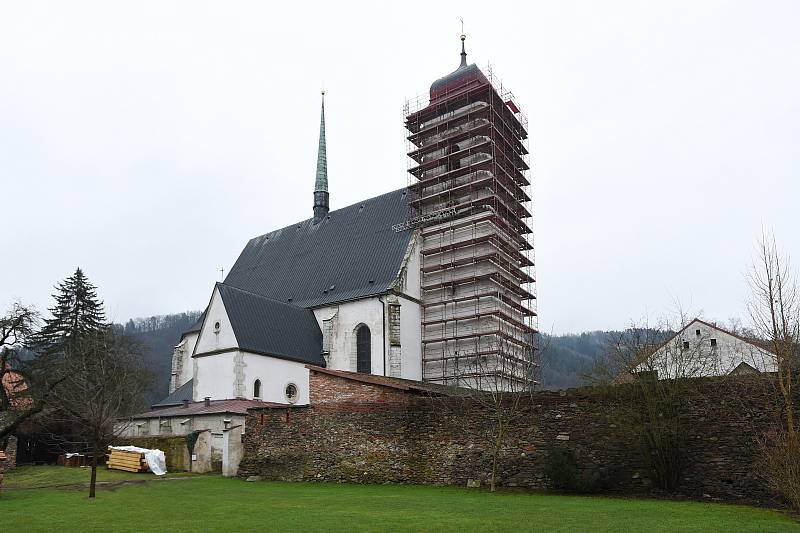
[120,311,202,404]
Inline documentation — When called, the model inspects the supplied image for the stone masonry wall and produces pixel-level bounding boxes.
[5,435,17,469]
[239,371,783,506]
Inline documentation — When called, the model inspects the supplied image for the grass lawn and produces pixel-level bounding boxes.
[1,467,798,532]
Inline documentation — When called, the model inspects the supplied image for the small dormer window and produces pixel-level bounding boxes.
[695,329,701,336]
[711,338,717,348]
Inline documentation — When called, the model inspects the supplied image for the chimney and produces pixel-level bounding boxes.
[182,399,189,408]
[204,397,211,407]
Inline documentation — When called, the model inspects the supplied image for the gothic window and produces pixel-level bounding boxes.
[356,324,371,374]
[253,379,261,399]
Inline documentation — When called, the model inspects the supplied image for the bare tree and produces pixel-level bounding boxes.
[1,303,65,444]
[589,310,717,492]
[747,233,800,510]
[747,232,800,439]
[52,329,151,498]
[434,335,538,492]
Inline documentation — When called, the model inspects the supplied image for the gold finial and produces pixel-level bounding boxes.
[321,89,325,96]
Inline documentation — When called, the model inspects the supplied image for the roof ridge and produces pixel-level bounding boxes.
[216,282,308,309]
[248,187,409,242]
[689,317,775,354]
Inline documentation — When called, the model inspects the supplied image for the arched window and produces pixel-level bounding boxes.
[356,325,371,374]
[253,379,261,399]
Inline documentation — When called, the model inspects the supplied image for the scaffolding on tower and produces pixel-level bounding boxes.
[403,59,538,391]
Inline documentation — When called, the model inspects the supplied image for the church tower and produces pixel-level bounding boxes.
[313,91,329,223]
[404,35,537,390]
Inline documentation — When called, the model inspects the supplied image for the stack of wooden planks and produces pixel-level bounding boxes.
[107,448,149,473]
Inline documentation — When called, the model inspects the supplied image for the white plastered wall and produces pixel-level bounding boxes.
[648,319,777,377]
[194,350,310,404]
[310,233,423,380]
[313,298,385,375]
[193,287,238,357]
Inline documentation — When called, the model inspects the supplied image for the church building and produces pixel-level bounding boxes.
[162,35,537,409]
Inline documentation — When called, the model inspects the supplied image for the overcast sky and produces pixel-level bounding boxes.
[1,1,798,334]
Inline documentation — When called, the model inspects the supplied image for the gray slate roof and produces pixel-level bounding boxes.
[216,283,325,366]
[184,312,205,335]
[152,379,193,408]
[223,188,413,308]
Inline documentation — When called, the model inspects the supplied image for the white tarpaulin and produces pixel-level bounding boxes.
[109,445,168,475]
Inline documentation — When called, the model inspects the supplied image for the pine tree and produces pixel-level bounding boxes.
[29,268,106,355]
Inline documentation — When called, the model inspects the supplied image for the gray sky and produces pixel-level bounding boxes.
[1,1,798,334]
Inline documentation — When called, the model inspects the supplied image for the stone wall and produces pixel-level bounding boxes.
[5,435,17,469]
[239,370,783,506]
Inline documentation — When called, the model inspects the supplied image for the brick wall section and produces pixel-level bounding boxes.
[309,370,412,407]
[239,370,781,506]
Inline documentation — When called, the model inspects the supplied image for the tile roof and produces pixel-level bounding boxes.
[152,379,194,408]
[131,398,287,419]
[223,188,413,308]
[215,284,325,366]
[306,365,460,396]
[184,312,205,335]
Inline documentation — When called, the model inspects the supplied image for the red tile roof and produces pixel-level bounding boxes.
[306,365,455,395]
[129,398,288,419]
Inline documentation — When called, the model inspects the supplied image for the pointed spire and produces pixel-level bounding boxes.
[459,32,467,67]
[313,90,329,223]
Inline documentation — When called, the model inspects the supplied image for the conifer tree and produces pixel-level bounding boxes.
[29,268,106,355]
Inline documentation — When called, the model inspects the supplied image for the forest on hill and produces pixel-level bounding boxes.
[125,310,621,400]
[537,331,618,389]
[121,311,202,404]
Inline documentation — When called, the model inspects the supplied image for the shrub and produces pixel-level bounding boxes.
[543,446,615,494]
[756,431,800,511]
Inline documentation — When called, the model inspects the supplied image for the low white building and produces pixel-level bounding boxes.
[642,318,776,378]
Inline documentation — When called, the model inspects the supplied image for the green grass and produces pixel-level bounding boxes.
[1,467,798,532]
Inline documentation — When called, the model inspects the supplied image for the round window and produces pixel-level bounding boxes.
[284,383,299,404]
[213,321,221,331]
